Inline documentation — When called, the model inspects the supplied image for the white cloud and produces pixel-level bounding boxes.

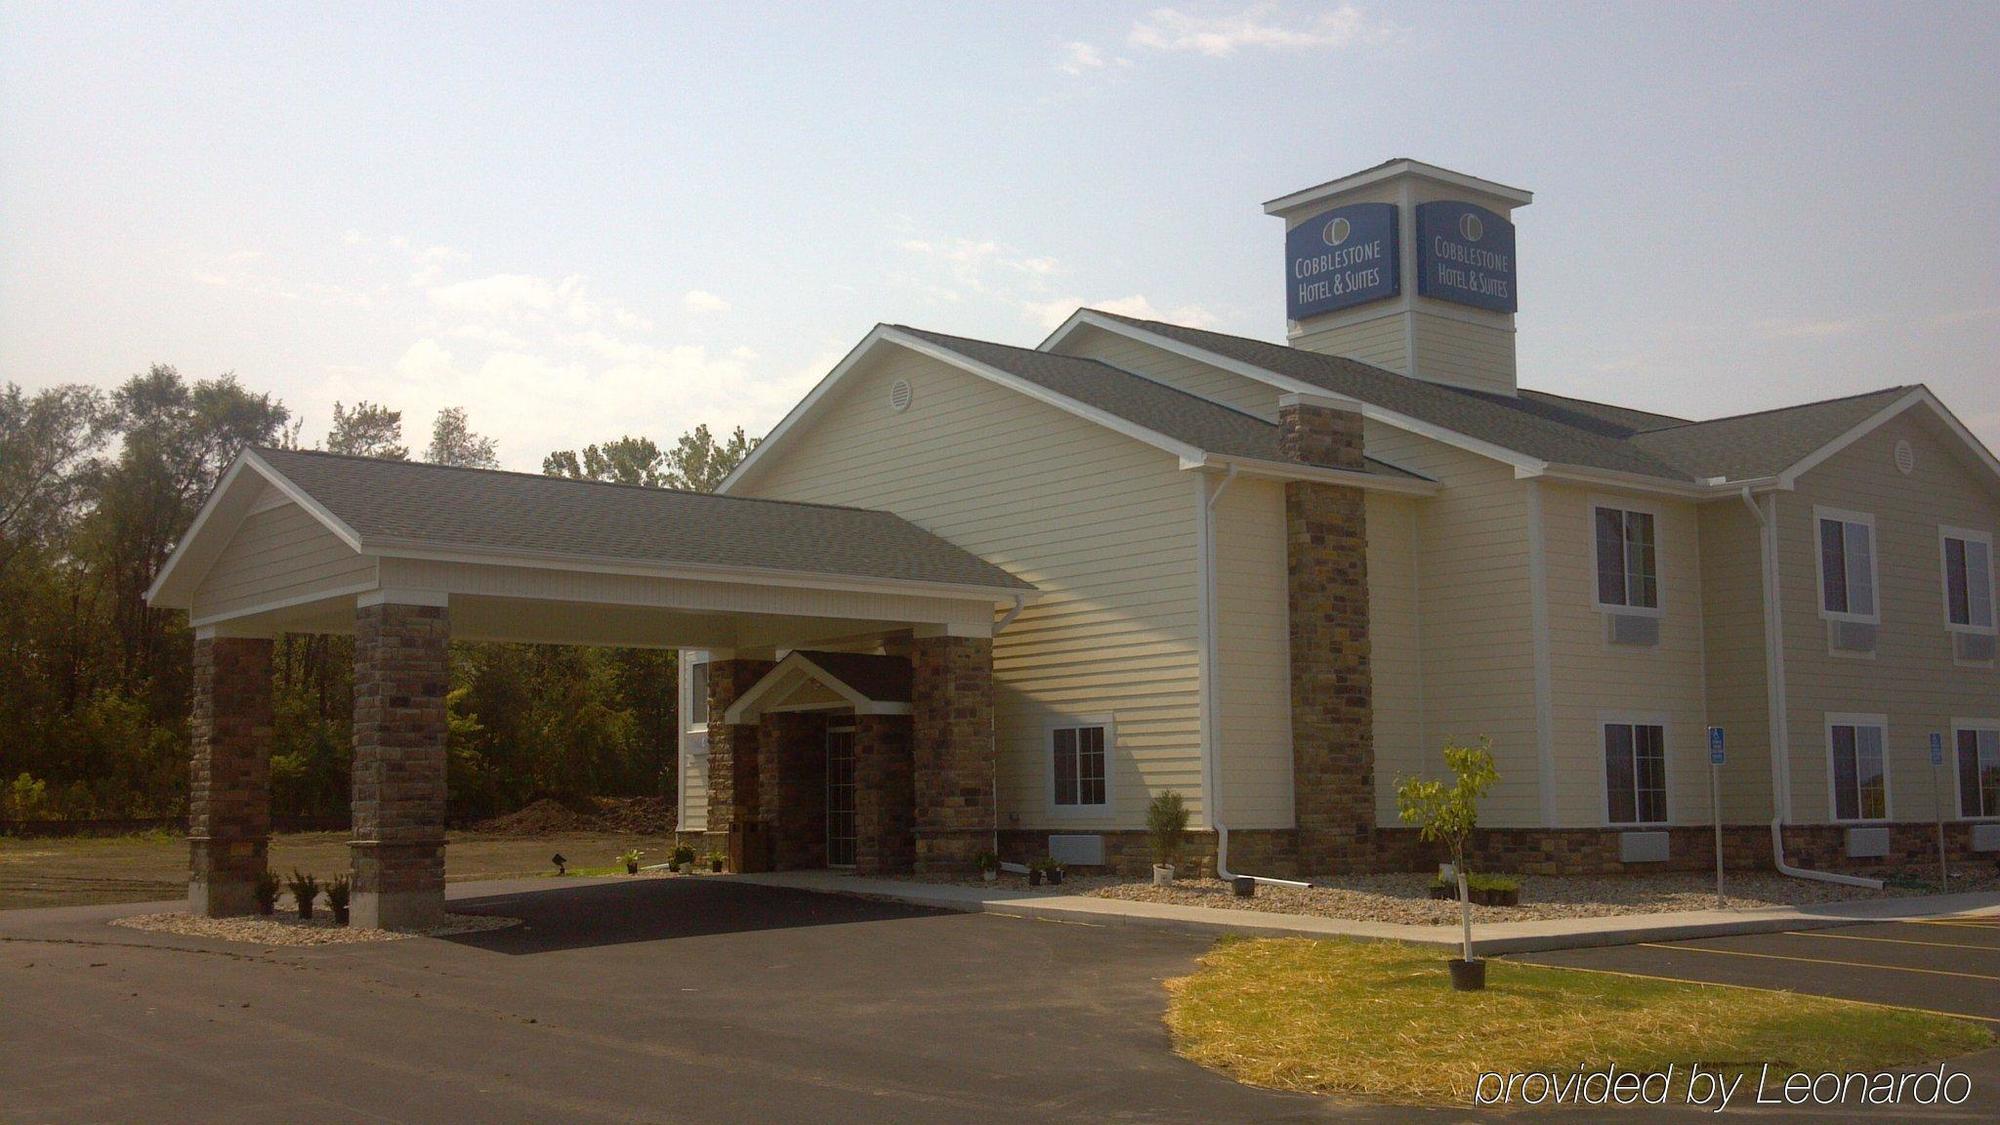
[1055,40,1132,75]
[682,289,732,314]
[1021,294,1215,330]
[1129,3,1402,58]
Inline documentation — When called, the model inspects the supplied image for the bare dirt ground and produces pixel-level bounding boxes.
[0,830,666,910]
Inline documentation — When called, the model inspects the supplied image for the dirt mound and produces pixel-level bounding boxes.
[469,796,675,836]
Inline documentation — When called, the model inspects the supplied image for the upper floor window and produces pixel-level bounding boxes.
[1051,721,1109,810]
[1817,509,1878,622]
[1959,726,2000,819]
[1827,716,1888,822]
[1603,721,1666,825]
[1594,506,1658,610]
[686,660,710,729]
[1941,528,1996,633]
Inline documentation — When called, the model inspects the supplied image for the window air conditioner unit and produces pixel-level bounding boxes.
[1618,831,1670,863]
[1972,824,2000,853]
[1606,612,1660,647]
[1955,632,1997,663]
[1828,620,1877,654]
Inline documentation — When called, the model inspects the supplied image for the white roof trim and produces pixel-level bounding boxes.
[1183,453,1441,496]
[720,325,889,494]
[1777,388,2000,491]
[1043,310,1549,474]
[1262,159,1534,218]
[722,650,910,724]
[145,449,365,608]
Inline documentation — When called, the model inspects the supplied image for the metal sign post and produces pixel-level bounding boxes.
[1931,733,1948,893]
[1707,727,1726,910]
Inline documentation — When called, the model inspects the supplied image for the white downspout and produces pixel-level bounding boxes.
[1202,465,1310,889]
[991,595,1027,873]
[1742,486,1883,890]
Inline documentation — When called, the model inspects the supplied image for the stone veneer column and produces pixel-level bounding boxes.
[911,631,993,872]
[1279,393,1376,872]
[188,634,274,917]
[758,710,828,869]
[350,596,450,930]
[853,713,915,874]
[704,658,776,858]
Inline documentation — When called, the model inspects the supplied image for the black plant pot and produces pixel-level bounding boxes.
[1047,869,1065,886]
[332,906,349,926]
[1233,876,1256,898]
[1449,958,1487,991]
[1429,884,1454,901]
[1028,868,1043,887]
[626,863,639,875]
[297,902,314,921]
[257,901,276,916]
[711,859,724,873]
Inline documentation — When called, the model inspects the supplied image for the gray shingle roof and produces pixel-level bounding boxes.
[252,447,1033,592]
[893,326,1429,481]
[1085,311,1918,485]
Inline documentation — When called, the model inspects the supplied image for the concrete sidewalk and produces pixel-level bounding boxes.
[717,870,2000,954]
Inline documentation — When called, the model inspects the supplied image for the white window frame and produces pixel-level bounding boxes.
[683,654,711,734]
[1824,712,1892,824]
[1589,497,1665,618]
[1599,713,1672,827]
[1814,506,1880,625]
[1938,526,1997,636]
[1045,715,1114,818]
[1952,718,2000,822]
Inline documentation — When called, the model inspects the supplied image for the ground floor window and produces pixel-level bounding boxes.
[1604,722,1666,824]
[1051,723,1108,809]
[1828,718,1888,821]
[1959,726,2000,818]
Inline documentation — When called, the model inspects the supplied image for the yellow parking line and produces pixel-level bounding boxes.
[1635,942,2000,983]
[1902,918,2000,930]
[1786,930,2000,953]
[1503,958,2000,1026]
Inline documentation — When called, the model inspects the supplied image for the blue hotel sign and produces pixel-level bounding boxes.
[1416,200,1517,313]
[1286,202,1398,320]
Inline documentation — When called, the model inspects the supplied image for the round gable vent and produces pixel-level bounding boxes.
[1894,438,1915,475]
[889,379,913,413]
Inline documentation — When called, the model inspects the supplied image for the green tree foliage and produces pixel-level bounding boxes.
[0,365,730,825]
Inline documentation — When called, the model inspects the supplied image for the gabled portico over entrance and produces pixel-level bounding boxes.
[148,448,1032,928]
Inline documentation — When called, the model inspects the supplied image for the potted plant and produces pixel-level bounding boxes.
[253,869,280,916]
[975,852,1000,882]
[1148,791,1188,886]
[670,843,696,873]
[1027,859,1044,887]
[1396,737,1498,991]
[1043,857,1066,887]
[286,869,320,922]
[707,851,726,873]
[618,847,645,875]
[324,875,351,925]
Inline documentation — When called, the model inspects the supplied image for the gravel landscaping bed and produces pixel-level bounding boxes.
[886,868,2000,925]
[110,911,521,945]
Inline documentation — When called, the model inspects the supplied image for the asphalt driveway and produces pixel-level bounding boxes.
[0,877,1389,1124]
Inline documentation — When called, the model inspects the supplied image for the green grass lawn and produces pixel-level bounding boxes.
[0,830,669,910]
[1165,937,1992,1106]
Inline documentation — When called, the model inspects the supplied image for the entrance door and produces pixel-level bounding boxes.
[826,726,857,868]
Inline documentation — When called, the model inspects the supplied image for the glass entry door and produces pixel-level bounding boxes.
[826,726,857,868]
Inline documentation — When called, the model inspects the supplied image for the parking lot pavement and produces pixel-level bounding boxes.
[1512,918,2000,1021]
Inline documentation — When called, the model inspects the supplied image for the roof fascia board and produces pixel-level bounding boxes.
[368,541,1035,605]
[1520,463,1709,499]
[719,326,890,494]
[1046,312,1552,474]
[1777,389,2000,491]
[1261,160,1534,217]
[1183,454,1441,496]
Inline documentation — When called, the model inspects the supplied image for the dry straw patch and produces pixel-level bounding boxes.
[111,911,520,946]
[1164,937,1990,1105]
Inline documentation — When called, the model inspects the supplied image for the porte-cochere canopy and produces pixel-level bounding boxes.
[148,448,1033,928]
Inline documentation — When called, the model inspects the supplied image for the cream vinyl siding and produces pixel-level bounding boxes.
[1049,325,1283,420]
[740,346,1203,830]
[1211,476,1293,828]
[1292,313,1407,375]
[1777,408,2000,824]
[1408,312,1516,397]
[191,500,375,620]
[1364,421,1541,825]
[1367,491,1426,825]
[1696,500,1776,822]
[1539,484,1709,826]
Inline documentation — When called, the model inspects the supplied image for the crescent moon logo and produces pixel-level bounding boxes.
[1322,216,1351,247]
[1459,212,1484,242]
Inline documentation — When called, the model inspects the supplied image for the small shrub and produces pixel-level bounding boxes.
[253,869,281,914]
[324,875,351,916]
[286,869,320,920]
[617,847,645,869]
[1147,791,1190,868]
[671,843,697,866]
[974,851,1000,872]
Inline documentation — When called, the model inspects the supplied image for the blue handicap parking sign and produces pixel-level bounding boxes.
[1707,726,1725,766]
[1930,732,1944,767]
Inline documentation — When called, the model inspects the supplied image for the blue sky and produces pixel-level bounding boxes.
[3,1,1996,469]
